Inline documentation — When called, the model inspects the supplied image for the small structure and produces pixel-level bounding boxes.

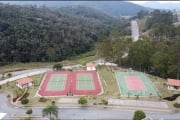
[167,78,180,91]
[95,59,105,66]
[16,77,33,89]
[86,62,96,71]
[105,62,118,67]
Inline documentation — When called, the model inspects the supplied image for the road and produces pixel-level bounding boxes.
[131,20,139,42]
[0,68,51,78]
[0,93,180,120]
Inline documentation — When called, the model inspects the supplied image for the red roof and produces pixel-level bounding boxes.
[17,77,33,85]
[86,62,96,67]
[167,78,180,87]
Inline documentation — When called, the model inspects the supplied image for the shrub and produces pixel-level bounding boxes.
[174,103,180,108]
[93,96,97,99]
[78,97,88,105]
[7,94,10,98]
[133,110,146,120]
[6,72,12,78]
[53,64,62,71]
[21,98,29,105]
[26,109,33,115]
[51,101,55,105]
[93,103,97,105]
[101,99,108,105]
[39,97,47,102]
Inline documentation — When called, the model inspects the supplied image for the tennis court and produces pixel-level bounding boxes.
[77,73,94,90]
[38,71,70,96]
[46,74,67,91]
[38,70,102,96]
[115,71,159,97]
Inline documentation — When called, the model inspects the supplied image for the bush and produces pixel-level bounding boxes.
[51,101,55,105]
[53,64,62,71]
[7,94,10,98]
[174,103,180,108]
[101,99,108,105]
[26,109,33,115]
[21,98,29,105]
[78,97,88,105]
[39,97,47,102]
[133,110,146,120]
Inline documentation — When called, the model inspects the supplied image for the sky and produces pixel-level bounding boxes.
[129,1,180,4]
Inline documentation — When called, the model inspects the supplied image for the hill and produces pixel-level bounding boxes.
[0,3,111,63]
[0,1,153,17]
[58,6,112,21]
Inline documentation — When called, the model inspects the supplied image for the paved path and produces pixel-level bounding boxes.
[131,20,139,41]
[108,98,168,109]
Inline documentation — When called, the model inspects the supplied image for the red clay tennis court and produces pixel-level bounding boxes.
[38,70,102,96]
[125,76,145,90]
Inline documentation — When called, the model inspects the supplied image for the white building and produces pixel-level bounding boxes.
[167,78,180,91]
[86,62,96,71]
[16,77,33,89]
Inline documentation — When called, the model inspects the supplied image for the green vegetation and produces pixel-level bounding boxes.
[133,110,146,120]
[101,99,108,105]
[53,64,62,71]
[0,3,109,63]
[39,97,48,102]
[78,97,88,105]
[21,98,29,105]
[42,104,59,120]
[174,103,180,108]
[26,109,33,115]
[97,66,119,96]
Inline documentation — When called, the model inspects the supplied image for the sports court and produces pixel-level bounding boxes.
[38,71,71,96]
[115,72,159,97]
[38,70,102,96]
[71,71,101,95]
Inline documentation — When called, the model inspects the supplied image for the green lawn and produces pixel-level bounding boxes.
[148,74,173,98]
[0,52,98,73]
[97,66,119,96]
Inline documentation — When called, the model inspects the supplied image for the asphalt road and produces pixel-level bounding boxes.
[0,68,51,78]
[0,93,180,120]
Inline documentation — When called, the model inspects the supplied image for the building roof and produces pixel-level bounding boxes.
[167,78,180,87]
[86,62,96,67]
[17,77,33,85]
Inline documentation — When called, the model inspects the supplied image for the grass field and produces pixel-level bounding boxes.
[0,51,98,73]
[115,71,159,97]
[97,66,119,96]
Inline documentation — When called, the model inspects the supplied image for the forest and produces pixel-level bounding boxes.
[0,4,129,63]
[97,10,180,79]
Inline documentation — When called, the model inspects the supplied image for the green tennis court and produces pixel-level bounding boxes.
[46,74,67,91]
[115,71,159,97]
[77,73,95,90]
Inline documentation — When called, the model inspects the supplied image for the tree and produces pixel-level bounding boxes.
[78,97,88,105]
[21,98,29,105]
[26,109,33,117]
[53,64,62,71]
[133,110,146,120]
[42,104,58,120]
[6,72,12,78]
[128,39,153,72]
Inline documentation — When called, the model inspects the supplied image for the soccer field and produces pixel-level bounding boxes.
[115,71,159,97]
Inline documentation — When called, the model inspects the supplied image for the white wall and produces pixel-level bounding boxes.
[87,67,96,71]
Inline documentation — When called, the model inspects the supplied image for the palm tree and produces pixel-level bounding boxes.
[42,104,58,120]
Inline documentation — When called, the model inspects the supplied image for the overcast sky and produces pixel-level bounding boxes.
[129,1,180,4]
